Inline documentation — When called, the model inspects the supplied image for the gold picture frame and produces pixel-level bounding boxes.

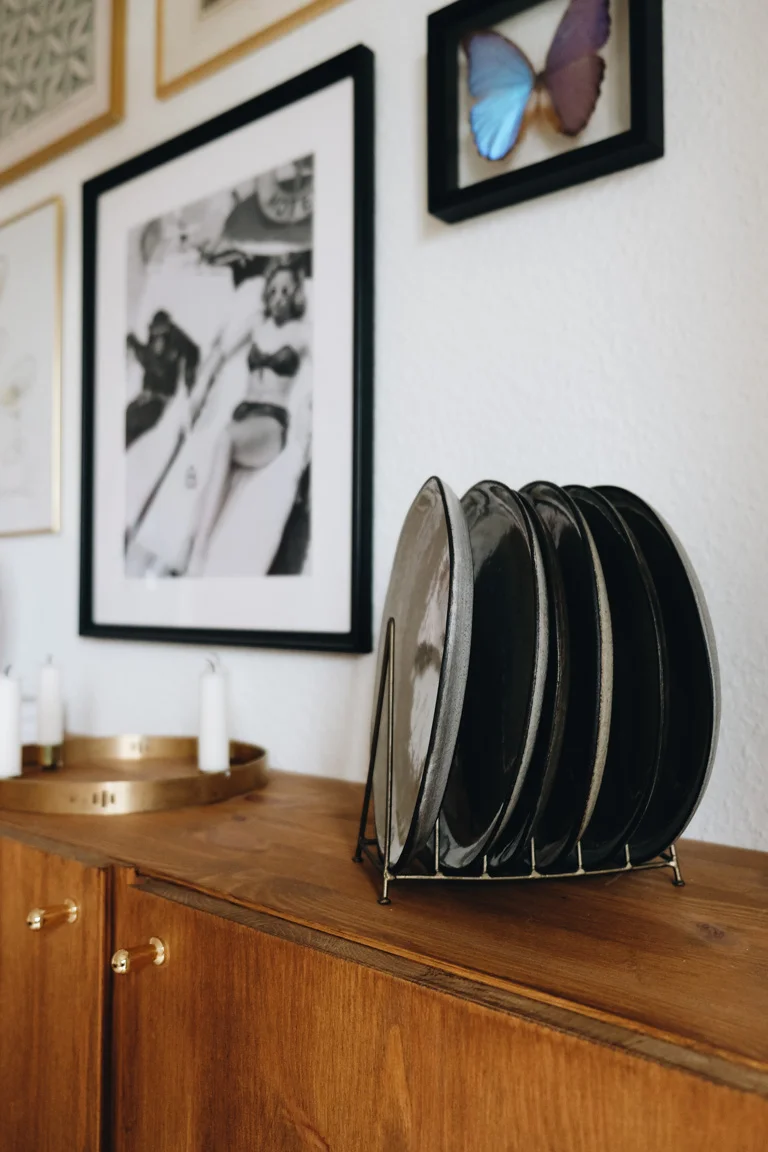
[0,197,64,538]
[156,0,348,99]
[0,1,125,191]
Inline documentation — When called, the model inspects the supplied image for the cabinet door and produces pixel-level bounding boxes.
[112,871,768,1152]
[0,835,108,1152]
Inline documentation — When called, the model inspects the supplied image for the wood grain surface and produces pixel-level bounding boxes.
[2,772,768,1073]
[0,837,109,1152]
[112,870,768,1152]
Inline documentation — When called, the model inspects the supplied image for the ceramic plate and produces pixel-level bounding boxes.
[522,482,613,869]
[488,491,570,872]
[372,477,473,872]
[439,481,549,872]
[568,487,668,868]
[597,487,721,863]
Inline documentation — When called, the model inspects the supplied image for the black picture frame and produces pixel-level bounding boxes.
[427,0,663,224]
[80,46,375,654]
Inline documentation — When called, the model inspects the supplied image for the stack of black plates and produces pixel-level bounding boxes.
[371,478,720,876]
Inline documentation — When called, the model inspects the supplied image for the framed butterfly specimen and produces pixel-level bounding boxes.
[428,0,663,224]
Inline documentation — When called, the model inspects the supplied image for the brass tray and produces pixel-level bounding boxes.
[0,736,268,816]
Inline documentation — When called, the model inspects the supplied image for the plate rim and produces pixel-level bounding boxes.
[569,484,668,865]
[521,480,613,866]
[488,488,571,869]
[374,475,473,872]
[439,479,549,871]
[596,485,721,856]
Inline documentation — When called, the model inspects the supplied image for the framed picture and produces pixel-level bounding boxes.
[0,1,125,189]
[0,199,63,537]
[428,0,663,224]
[156,0,350,99]
[80,46,374,653]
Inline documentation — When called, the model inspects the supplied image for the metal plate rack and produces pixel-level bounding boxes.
[355,620,684,904]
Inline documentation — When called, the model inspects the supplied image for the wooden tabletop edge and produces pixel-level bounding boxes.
[0,822,113,869]
[129,867,768,1098]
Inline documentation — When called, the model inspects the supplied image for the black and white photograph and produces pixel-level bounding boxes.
[124,157,314,581]
[81,47,374,652]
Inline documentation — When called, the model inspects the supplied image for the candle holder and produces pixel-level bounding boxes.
[0,735,268,815]
[37,743,64,772]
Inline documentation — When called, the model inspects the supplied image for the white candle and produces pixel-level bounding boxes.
[198,659,229,774]
[0,668,21,779]
[37,657,64,747]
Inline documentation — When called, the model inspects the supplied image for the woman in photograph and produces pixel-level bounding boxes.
[184,254,311,576]
[125,310,200,447]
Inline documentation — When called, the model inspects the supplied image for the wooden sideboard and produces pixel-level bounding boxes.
[1,771,767,1151]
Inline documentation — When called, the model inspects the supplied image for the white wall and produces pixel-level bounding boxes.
[1,0,766,850]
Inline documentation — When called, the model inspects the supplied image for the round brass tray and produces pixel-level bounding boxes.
[0,736,269,816]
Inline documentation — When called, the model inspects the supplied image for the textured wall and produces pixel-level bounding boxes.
[0,1,765,849]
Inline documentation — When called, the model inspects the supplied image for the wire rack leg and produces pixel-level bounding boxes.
[380,873,391,905]
[668,844,685,887]
[354,618,393,868]
[352,771,375,866]
[379,619,396,905]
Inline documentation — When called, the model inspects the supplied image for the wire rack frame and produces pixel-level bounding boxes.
[354,619,685,905]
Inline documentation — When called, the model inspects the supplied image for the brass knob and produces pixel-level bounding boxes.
[111,937,166,975]
[26,899,78,931]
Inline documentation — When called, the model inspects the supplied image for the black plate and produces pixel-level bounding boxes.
[488,491,570,872]
[568,487,668,868]
[371,477,474,872]
[522,482,613,869]
[438,482,548,872]
[597,487,720,863]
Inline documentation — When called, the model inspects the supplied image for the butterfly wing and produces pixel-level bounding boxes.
[546,0,611,72]
[546,55,606,136]
[544,0,611,136]
[464,32,536,161]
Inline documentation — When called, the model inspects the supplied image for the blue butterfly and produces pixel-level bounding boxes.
[464,0,612,162]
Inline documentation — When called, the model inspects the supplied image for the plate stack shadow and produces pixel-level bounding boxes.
[370,478,720,878]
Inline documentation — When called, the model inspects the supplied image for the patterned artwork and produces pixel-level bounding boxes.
[159,0,349,98]
[0,0,96,140]
[0,199,61,536]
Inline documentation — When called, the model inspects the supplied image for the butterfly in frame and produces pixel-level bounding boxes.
[464,0,612,163]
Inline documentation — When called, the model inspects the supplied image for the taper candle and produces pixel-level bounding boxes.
[37,656,64,749]
[198,658,229,774]
[0,667,21,779]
